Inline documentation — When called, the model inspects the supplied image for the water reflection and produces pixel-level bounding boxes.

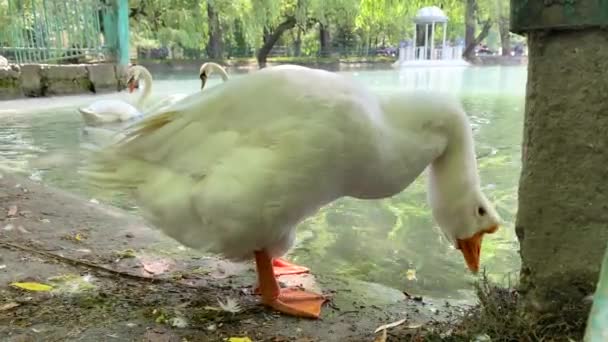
[0,65,526,300]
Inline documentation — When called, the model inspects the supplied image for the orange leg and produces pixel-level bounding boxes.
[254,250,327,318]
[253,257,311,294]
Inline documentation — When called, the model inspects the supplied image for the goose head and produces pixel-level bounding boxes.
[430,186,501,273]
[422,96,502,273]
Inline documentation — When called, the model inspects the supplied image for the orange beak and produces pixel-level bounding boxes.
[456,225,498,273]
[127,79,137,93]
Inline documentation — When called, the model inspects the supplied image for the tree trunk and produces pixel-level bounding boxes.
[498,18,511,56]
[319,23,331,57]
[206,0,223,59]
[462,19,492,62]
[293,29,302,57]
[256,16,296,69]
[464,0,476,57]
[516,29,608,315]
[496,0,511,56]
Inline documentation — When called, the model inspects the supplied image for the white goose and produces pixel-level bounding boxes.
[78,65,152,126]
[83,65,501,319]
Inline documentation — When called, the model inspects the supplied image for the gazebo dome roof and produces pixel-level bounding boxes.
[413,6,448,24]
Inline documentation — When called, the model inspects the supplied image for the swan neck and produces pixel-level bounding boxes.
[201,62,229,81]
[217,66,229,80]
[136,67,153,107]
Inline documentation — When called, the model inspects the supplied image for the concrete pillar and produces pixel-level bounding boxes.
[511,0,608,317]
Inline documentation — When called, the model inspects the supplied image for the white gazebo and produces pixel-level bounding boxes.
[393,6,469,67]
[413,6,448,60]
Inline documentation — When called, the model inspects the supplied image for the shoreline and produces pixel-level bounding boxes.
[0,171,466,341]
[0,55,527,101]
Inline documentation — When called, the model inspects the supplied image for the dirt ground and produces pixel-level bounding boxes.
[0,173,468,342]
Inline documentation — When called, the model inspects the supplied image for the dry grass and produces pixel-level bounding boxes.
[390,273,589,342]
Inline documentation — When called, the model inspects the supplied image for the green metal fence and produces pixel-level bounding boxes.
[0,0,119,64]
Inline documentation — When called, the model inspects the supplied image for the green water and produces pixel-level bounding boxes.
[0,65,526,300]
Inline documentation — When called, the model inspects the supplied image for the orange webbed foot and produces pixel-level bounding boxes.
[261,287,327,318]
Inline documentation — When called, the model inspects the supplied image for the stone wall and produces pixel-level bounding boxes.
[0,64,128,100]
[477,55,528,66]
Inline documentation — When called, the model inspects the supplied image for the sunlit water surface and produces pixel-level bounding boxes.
[0,65,526,300]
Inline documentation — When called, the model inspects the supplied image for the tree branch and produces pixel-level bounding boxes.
[462,19,493,62]
[256,16,297,69]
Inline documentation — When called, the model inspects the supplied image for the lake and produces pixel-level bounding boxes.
[0,64,527,300]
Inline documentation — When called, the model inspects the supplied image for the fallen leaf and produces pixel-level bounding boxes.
[170,317,188,328]
[374,318,407,333]
[62,232,87,243]
[226,338,252,342]
[115,249,136,259]
[406,269,417,281]
[10,282,54,292]
[0,302,20,311]
[141,258,172,275]
[7,205,18,217]
[17,226,29,234]
[373,329,387,342]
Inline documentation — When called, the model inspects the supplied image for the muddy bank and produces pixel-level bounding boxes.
[0,173,467,341]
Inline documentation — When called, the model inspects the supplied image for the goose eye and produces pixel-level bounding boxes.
[477,207,486,216]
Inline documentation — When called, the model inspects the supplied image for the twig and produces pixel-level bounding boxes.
[0,240,169,284]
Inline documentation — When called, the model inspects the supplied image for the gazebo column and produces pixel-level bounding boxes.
[442,22,448,59]
[430,21,435,59]
[424,24,429,60]
[412,24,417,60]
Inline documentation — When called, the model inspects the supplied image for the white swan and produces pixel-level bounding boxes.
[78,65,152,126]
[80,63,230,127]
[199,62,229,90]
[83,65,501,319]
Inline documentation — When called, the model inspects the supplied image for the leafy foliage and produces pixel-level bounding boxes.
[123,0,506,59]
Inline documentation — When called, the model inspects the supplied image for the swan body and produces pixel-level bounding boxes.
[80,63,229,126]
[79,100,142,126]
[78,65,152,125]
[84,64,501,318]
